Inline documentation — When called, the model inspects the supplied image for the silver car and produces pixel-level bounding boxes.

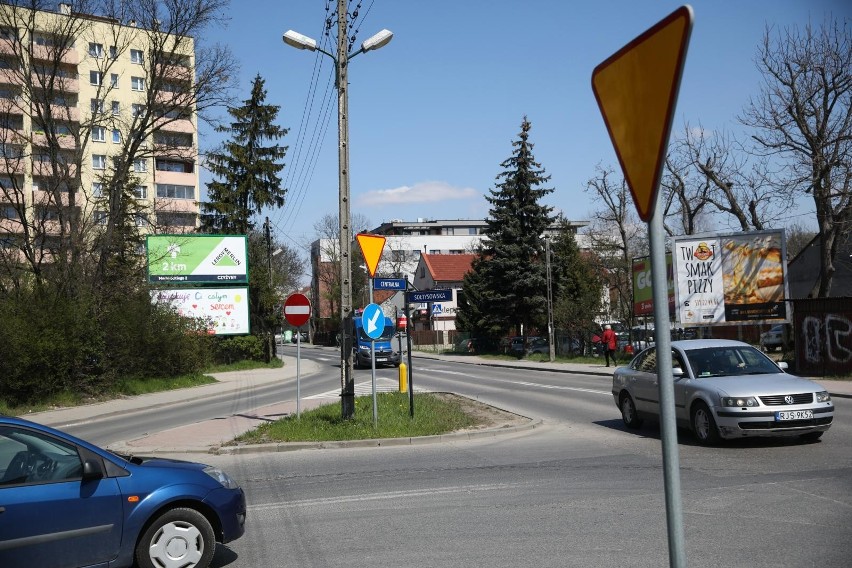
[611,339,833,445]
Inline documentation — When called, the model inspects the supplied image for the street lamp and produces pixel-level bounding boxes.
[283,7,392,419]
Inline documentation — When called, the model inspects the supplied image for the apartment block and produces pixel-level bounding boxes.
[0,3,199,257]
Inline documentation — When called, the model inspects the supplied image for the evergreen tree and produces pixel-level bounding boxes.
[458,117,554,343]
[549,218,603,345]
[201,75,288,234]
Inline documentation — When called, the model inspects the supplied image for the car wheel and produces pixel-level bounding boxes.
[691,402,721,446]
[800,431,824,442]
[135,507,215,568]
[619,393,643,429]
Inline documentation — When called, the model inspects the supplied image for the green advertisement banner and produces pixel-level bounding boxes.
[147,235,248,284]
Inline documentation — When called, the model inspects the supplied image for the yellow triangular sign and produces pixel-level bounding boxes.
[356,233,386,278]
[592,6,693,222]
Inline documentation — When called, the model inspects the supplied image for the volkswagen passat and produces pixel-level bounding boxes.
[0,415,245,568]
[611,339,833,445]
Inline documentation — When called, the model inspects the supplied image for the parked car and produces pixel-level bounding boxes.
[291,331,308,343]
[454,337,478,354]
[760,324,784,352]
[611,339,833,445]
[500,336,527,355]
[0,415,246,568]
[527,337,550,355]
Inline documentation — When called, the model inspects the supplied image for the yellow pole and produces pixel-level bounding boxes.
[398,362,408,393]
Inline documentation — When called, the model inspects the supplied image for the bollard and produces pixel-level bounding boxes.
[398,362,408,393]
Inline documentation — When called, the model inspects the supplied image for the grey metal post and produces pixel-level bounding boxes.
[545,235,555,361]
[649,198,687,567]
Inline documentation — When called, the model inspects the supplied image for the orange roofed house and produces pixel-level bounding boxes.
[411,253,475,332]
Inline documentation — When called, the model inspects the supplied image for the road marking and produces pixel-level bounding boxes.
[305,379,428,400]
[417,368,610,396]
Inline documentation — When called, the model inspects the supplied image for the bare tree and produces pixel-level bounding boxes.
[741,18,852,297]
[584,164,645,324]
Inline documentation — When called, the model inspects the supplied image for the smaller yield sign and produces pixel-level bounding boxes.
[356,233,386,278]
[283,293,311,327]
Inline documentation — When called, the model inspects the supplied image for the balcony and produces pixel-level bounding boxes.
[32,186,84,207]
[32,160,78,178]
[0,159,25,175]
[154,169,195,186]
[0,68,21,87]
[157,63,192,83]
[31,72,79,94]
[32,132,77,150]
[31,44,79,66]
[155,117,194,134]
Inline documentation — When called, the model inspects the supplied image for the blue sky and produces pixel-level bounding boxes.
[203,0,849,255]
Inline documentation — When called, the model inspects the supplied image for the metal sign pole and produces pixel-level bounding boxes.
[405,281,415,417]
[370,280,378,427]
[296,327,301,419]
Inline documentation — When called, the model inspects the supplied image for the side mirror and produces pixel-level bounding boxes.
[81,459,105,481]
[776,361,788,371]
[672,367,686,377]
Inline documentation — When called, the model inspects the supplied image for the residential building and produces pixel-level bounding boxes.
[411,253,475,332]
[0,3,199,263]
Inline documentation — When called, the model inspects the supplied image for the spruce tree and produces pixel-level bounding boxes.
[201,74,288,234]
[458,117,554,343]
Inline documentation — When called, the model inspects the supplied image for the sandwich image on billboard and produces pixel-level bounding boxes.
[673,229,787,325]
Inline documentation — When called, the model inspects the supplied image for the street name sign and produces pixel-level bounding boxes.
[406,289,452,303]
[591,6,693,222]
[283,293,311,327]
[374,278,406,290]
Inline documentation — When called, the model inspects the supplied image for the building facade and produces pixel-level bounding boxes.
[0,3,199,263]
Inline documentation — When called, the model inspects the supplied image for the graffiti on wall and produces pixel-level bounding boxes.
[802,314,852,364]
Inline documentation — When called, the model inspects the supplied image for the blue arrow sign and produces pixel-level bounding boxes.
[361,303,384,340]
[374,278,406,290]
[406,289,453,303]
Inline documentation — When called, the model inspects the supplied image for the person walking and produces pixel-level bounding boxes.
[602,324,617,367]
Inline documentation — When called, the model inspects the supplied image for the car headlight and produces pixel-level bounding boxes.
[358,346,370,353]
[721,396,759,407]
[816,391,832,402]
[204,466,240,489]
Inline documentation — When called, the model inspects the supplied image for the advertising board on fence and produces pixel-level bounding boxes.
[147,235,248,284]
[632,253,675,317]
[151,287,250,335]
[672,229,787,325]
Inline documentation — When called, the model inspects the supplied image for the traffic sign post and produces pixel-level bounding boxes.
[592,6,693,568]
[361,302,383,426]
[283,293,312,418]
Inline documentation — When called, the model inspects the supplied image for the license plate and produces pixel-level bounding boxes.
[376,358,387,362]
[775,410,814,421]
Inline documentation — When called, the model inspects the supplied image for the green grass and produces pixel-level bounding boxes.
[231,392,480,444]
[1,358,284,416]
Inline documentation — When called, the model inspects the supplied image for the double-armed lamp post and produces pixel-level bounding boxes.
[283,3,392,418]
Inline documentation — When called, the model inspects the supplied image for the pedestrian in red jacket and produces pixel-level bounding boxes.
[602,324,617,367]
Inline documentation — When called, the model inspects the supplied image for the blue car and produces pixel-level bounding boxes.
[0,415,246,568]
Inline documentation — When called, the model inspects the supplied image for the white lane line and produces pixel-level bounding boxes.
[417,368,610,396]
[305,379,429,400]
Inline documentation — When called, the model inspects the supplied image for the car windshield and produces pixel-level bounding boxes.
[685,346,781,377]
[358,324,396,342]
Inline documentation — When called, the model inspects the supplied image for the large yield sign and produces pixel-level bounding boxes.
[592,6,693,222]
[356,233,386,278]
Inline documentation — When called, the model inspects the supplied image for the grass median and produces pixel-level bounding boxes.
[231,392,482,444]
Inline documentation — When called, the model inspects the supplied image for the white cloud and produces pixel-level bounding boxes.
[357,181,479,206]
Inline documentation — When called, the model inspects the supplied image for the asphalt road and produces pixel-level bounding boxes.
[181,346,852,568]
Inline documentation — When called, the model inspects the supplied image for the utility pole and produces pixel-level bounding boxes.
[336,0,355,418]
[545,235,555,362]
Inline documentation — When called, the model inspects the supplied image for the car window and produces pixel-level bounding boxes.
[0,426,83,486]
[636,348,658,373]
[686,345,780,377]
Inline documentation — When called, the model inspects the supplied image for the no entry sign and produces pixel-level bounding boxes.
[283,293,311,327]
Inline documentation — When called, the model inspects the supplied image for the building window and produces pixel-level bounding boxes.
[131,76,144,91]
[133,185,147,199]
[134,213,149,226]
[133,158,147,172]
[92,182,103,197]
[1,205,18,219]
[131,103,145,117]
[93,210,107,225]
[89,71,102,86]
[155,158,193,173]
[88,42,103,58]
[92,154,106,170]
[111,100,120,115]
[109,45,117,60]
[157,212,195,227]
[111,129,120,143]
[92,126,105,142]
[156,183,194,200]
[130,49,144,64]
[110,73,118,87]
[90,98,103,113]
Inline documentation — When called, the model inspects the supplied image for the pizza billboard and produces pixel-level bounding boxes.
[146,235,248,284]
[672,229,787,325]
[151,287,250,335]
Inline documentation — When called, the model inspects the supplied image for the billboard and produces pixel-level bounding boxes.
[672,229,787,325]
[632,253,675,317]
[151,287,250,335]
[147,235,248,284]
